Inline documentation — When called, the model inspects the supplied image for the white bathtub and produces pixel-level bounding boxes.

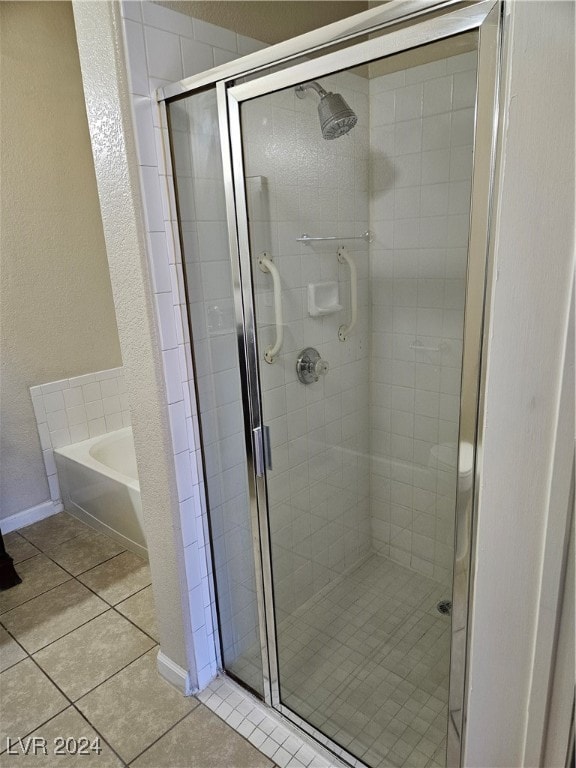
[54,427,147,558]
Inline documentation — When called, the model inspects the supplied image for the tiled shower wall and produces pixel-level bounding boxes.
[368,52,477,585]
[242,75,373,619]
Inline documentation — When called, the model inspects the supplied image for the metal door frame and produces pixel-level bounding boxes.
[160,2,503,765]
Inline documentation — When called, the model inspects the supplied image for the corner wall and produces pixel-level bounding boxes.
[72,0,194,686]
[464,1,575,763]
[0,1,122,520]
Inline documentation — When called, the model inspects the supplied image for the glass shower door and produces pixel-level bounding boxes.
[168,88,266,697]
[231,32,483,767]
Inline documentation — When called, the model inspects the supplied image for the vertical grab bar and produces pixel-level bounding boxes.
[337,246,357,341]
[258,252,283,363]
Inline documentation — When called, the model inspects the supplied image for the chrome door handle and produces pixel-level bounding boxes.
[253,425,272,477]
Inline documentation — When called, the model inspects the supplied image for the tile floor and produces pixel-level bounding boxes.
[0,513,274,768]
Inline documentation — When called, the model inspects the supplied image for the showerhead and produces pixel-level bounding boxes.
[295,81,358,140]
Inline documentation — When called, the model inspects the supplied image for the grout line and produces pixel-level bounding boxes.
[17,518,87,549]
[49,641,158,705]
[0,626,126,766]
[0,627,28,673]
[2,622,145,768]
[126,707,200,765]
[1,602,110,656]
[110,603,158,644]
[73,548,137,579]
[0,574,155,648]
[69,703,130,767]
[114,581,152,607]
[3,520,156,649]
[0,555,73,617]
[60,548,129,578]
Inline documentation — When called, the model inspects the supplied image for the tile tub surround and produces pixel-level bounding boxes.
[29,367,130,505]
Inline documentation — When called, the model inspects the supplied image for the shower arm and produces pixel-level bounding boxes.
[295,81,328,99]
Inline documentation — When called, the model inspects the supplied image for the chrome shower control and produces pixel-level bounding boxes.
[296,348,329,385]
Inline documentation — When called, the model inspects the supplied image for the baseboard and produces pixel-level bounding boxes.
[1,500,63,534]
[157,650,194,696]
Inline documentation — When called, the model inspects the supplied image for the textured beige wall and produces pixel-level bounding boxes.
[157,0,368,43]
[0,2,122,518]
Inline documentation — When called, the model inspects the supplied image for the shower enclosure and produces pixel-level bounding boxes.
[161,2,501,766]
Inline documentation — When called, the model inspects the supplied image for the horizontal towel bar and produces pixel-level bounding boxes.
[409,340,449,353]
[296,231,372,245]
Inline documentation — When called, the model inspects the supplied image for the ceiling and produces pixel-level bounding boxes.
[155,1,371,45]
[154,1,477,80]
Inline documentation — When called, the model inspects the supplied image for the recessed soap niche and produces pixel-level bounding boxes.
[308,281,342,317]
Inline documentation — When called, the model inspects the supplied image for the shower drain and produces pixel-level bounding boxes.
[437,600,452,616]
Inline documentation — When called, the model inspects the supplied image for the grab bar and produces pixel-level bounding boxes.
[337,246,357,342]
[258,252,283,364]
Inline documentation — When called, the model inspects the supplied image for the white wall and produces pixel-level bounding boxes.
[464,1,575,764]
[368,53,477,586]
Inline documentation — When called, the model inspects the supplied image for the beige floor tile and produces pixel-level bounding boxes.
[0,555,71,615]
[76,648,195,763]
[0,658,68,746]
[131,703,274,768]
[18,513,87,551]
[0,626,27,672]
[33,610,155,701]
[0,707,123,767]
[116,586,159,641]
[77,552,151,605]
[1,580,109,654]
[2,533,40,565]
[43,529,125,577]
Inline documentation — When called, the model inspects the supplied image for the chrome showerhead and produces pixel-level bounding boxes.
[295,81,358,140]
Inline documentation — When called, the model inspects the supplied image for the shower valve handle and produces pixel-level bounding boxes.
[296,348,328,385]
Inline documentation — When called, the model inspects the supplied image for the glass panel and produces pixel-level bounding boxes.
[240,34,478,766]
[169,89,263,696]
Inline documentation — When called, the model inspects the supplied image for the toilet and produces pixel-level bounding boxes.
[431,441,474,492]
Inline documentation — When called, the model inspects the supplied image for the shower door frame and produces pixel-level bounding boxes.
[160,1,503,765]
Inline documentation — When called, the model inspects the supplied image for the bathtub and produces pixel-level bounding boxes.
[54,428,147,558]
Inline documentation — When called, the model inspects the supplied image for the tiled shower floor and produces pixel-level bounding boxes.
[236,555,450,768]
